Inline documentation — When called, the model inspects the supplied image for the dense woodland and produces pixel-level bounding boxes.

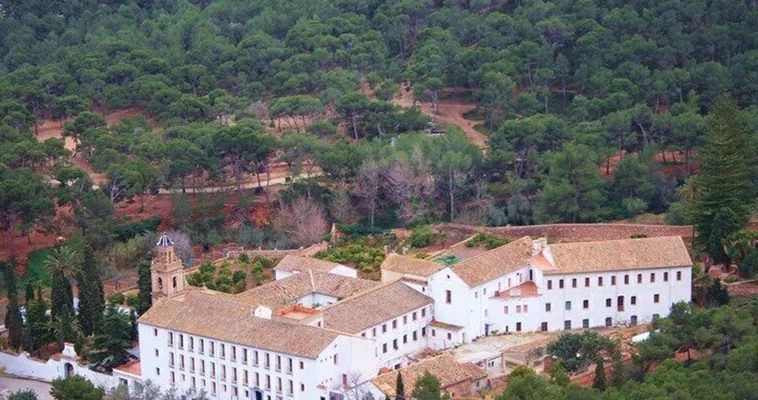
[1,0,757,244]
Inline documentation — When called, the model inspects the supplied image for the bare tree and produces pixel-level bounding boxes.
[331,189,359,224]
[355,159,383,227]
[280,197,329,246]
[384,150,435,225]
[342,371,373,400]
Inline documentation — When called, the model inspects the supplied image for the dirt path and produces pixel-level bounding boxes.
[391,86,487,148]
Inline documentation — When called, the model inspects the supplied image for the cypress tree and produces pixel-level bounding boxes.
[136,261,153,315]
[593,357,607,390]
[395,372,405,400]
[694,94,755,261]
[24,284,34,303]
[76,244,104,336]
[51,269,74,321]
[3,262,25,350]
[25,291,51,351]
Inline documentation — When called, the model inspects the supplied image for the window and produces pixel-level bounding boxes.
[564,320,571,330]
[189,337,194,351]
[447,333,452,340]
[403,335,407,344]
[372,328,376,337]
[413,331,418,341]
[421,308,426,317]
[170,372,175,384]
[624,275,629,284]
[156,368,160,376]
[548,280,553,290]
[541,322,548,332]
[606,298,612,307]
[637,274,642,283]
[516,322,522,332]
[153,328,158,336]
[199,339,204,354]
[300,384,305,392]
[545,303,552,312]
[516,305,522,313]
[474,291,478,299]
[333,354,338,364]
[605,317,612,327]
[382,344,387,354]
[504,306,509,314]
[299,361,304,370]
[559,279,564,289]
[403,316,407,324]
[611,276,616,285]
[412,311,417,321]
[654,294,660,303]
[382,324,387,333]
[598,276,603,286]
[664,272,669,282]
[582,319,589,329]
[583,300,589,309]
[446,290,452,304]
[523,305,528,313]
[631,296,637,305]
[572,278,577,288]
[392,320,397,329]
[565,301,571,311]
[650,273,656,283]
[432,329,436,337]
[677,271,682,281]
[422,327,427,337]
[585,277,590,287]
[630,315,638,326]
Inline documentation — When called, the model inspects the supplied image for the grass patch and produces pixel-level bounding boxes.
[21,247,54,288]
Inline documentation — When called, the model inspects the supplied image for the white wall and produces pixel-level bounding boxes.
[357,305,434,369]
[0,350,128,391]
[427,269,473,343]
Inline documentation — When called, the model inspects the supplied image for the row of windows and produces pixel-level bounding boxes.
[505,314,660,333]
[504,294,661,316]
[547,271,682,290]
[377,328,427,355]
[161,367,304,397]
[361,306,429,338]
[156,329,305,374]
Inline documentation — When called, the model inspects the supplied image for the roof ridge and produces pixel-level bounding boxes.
[548,235,684,247]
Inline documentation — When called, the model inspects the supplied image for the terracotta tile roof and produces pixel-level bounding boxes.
[450,236,534,287]
[372,353,486,397]
[138,289,340,359]
[274,255,347,273]
[322,281,433,334]
[543,236,692,275]
[494,281,539,299]
[429,320,464,331]
[381,253,445,278]
[114,359,141,377]
[234,269,377,310]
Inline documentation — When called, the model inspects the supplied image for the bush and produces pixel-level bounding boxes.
[238,254,250,263]
[114,216,163,242]
[107,292,125,305]
[406,226,445,248]
[465,232,510,249]
[665,202,693,225]
[125,294,138,307]
[740,250,758,279]
[315,245,385,272]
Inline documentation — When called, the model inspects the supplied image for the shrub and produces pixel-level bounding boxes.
[315,245,385,272]
[253,256,277,269]
[465,232,510,249]
[107,292,125,305]
[406,226,445,248]
[114,216,163,242]
[125,294,138,307]
[238,254,250,264]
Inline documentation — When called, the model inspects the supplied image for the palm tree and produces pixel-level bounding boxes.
[50,312,82,352]
[44,246,81,279]
[45,246,81,321]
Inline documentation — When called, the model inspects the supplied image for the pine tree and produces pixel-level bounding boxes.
[76,244,105,336]
[709,208,741,264]
[135,261,152,315]
[395,372,405,400]
[3,262,25,350]
[90,306,133,370]
[706,278,730,308]
[694,94,755,261]
[593,357,607,390]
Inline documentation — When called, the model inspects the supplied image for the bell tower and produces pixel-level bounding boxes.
[151,235,185,299]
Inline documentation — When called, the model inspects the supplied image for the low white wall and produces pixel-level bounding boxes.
[0,350,129,390]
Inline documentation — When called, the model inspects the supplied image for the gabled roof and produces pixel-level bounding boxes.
[234,269,377,310]
[138,289,340,359]
[381,253,445,278]
[450,236,534,287]
[541,236,692,275]
[322,281,433,334]
[274,255,349,274]
[372,353,486,397]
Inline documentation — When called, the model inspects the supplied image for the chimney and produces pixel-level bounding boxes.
[532,238,548,255]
